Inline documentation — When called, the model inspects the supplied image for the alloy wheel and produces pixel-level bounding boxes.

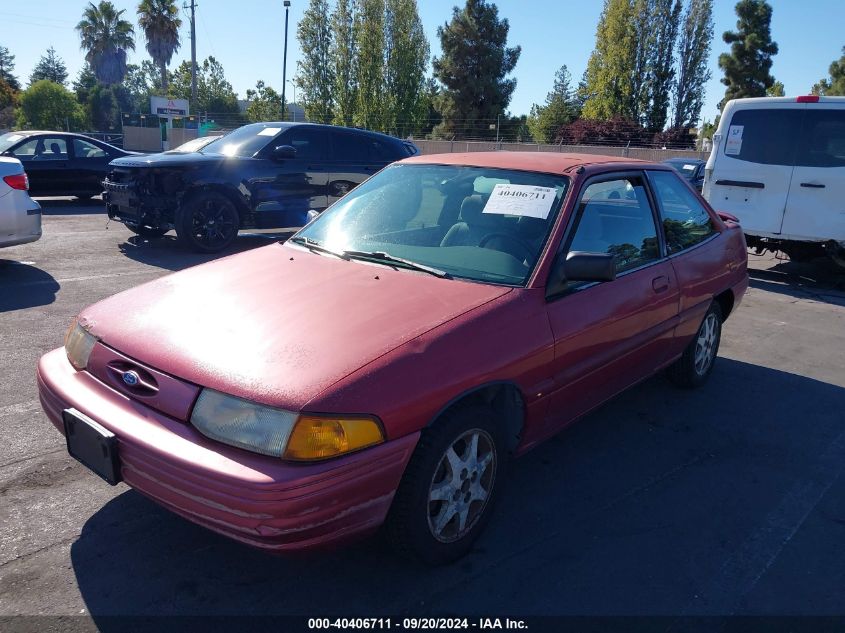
[427,429,497,543]
[190,199,236,248]
[694,313,719,375]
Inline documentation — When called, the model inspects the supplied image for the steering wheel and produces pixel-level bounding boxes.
[478,232,536,264]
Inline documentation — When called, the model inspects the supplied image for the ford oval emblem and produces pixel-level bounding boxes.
[122,370,140,387]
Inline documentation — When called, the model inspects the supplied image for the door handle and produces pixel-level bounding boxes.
[652,276,670,293]
[800,182,825,188]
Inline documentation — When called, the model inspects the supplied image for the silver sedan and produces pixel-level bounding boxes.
[0,156,41,249]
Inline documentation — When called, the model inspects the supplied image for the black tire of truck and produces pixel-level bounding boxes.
[175,191,240,253]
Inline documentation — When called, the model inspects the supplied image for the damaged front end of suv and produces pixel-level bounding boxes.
[104,161,187,239]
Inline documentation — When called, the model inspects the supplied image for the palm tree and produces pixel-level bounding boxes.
[76,1,135,85]
[137,0,182,91]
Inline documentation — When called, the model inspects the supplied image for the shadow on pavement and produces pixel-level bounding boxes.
[35,197,106,216]
[70,359,845,620]
[748,262,845,307]
[117,231,296,272]
[0,260,60,312]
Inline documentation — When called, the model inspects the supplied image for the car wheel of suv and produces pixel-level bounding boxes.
[176,192,239,253]
[386,403,506,565]
[127,223,168,239]
[667,302,723,389]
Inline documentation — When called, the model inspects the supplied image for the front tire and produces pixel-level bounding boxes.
[175,192,239,253]
[386,403,506,565]
[667,302,723,389]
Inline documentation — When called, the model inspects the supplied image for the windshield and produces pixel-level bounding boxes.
[201,123,284,157]
[667,161,698,177]
[170,135,222,153]
[0,132,27,153]
[294,164,569,286]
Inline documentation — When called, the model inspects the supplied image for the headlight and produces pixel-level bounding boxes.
[190,389,384,460]
[64,319,98,370]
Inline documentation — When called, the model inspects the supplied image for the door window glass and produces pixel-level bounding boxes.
[331,132,370,162]
[12,137,68,161]
[724,109,801,166]
[282,127,326,161]
[569,176,660,272]
[73,138,108,159]
[648,170,716,254]
[795,110,845,167]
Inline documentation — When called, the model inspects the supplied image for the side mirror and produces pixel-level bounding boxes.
[272,145,297,160]
[563,251,616,283]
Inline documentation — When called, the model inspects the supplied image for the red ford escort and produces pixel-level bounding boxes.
[38,152,748,565]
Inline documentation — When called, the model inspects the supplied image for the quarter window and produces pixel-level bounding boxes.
[568,176,660,273]
[648,170,716,254]
[331,133,370,162]
[795,110,845,168]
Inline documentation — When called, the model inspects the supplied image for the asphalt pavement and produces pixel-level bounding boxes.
[1,198,844,628]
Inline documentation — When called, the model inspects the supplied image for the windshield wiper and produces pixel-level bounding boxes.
[342,250,451,278]
[288,236,349,259]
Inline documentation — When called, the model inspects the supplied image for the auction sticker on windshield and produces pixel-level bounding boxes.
[258,127,282,136]
[482,184,557,219]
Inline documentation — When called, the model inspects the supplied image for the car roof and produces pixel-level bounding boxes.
[254,121,405,145]
[401,151,655,174]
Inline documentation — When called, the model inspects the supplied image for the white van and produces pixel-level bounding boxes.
[703,96,845,267]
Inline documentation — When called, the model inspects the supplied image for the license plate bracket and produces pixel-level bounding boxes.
[63,408,121,485]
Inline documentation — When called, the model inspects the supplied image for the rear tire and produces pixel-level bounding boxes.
[667,302,722,389]
[386,403,506,565]
[175,191,239,253]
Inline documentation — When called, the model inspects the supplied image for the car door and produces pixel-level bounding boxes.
[705,105,803,237]
[250,126,329,229]
[326,131,376,206]
[8,136,71,195]
[646,169,729,356]
[780,107,845,242]
[543,173,680,432]
[70,137,114,194]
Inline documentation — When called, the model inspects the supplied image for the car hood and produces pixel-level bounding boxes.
[78,243,511,410]
[109,151,229,168]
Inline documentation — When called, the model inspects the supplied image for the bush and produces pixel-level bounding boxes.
[16,79,87,131]
[555,117,652,146]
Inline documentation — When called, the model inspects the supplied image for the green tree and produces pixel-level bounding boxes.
[672,0,713,128]
[432,0,521,139]
[0,46,20,91]
[29,47,68,86]
[354,0,386,130]
[718,0,778,107]
[297,0,335,123]
[766,80,784,96]
[644,0,682,131]
[122,60,162,112]
[245,80,284,122]
[137,0,182,91]
[331,0,358,126]
[0,78,16,128]
[76,1,136,85]
[16,80,87,130]
[581,0,636,120]
[169,56,240,114]
[527,65,578,143]
[385,0,429,136]
[72,63,98,104]
[812,46,845,96]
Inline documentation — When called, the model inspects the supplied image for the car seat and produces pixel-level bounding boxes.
[49,142,61,157]
[440,195,503,247]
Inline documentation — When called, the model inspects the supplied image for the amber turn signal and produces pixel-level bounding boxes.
[283,415,384,460]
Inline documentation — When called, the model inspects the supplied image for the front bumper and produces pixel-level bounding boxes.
[37,348,419,551]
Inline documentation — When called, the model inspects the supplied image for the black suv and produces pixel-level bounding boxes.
[103,122,418,252]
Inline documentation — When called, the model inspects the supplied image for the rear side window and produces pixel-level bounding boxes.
[368,138,400,162]
[331,132,370,162]
[796,110,845,167]
[648,170,716,254]
[725,108,802,166]
[568,176,660,273]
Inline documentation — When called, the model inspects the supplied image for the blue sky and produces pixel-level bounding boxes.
[2,0,843,126]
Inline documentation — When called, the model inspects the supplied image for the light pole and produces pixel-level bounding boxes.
[287,79,297,121]
[281,1,291,121]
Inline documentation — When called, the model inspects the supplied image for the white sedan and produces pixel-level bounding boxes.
[0,156,41,249]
